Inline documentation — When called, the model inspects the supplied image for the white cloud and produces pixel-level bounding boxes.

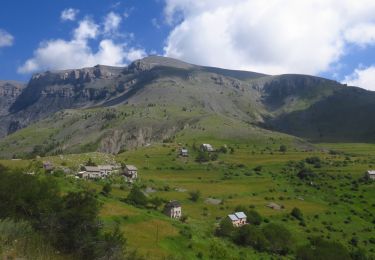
[0,29,14,47]
[344,66,375,91]
[74,18,99,41]
[61,8,79,21]
[104,12,122,35]
[344,23,375,47]
[18,16,146,74]
[163,0,375,75]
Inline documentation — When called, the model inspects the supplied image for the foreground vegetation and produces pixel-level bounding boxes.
[0,140,375,259]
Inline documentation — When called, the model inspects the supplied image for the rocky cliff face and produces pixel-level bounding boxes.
[0,81,25,116]
[0,56,372,158]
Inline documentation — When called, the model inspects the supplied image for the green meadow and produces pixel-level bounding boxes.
[1,139,375,259]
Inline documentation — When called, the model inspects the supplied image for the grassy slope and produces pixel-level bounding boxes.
[3,138,374,259]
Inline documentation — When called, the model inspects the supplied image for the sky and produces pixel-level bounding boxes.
[0,0,374,90]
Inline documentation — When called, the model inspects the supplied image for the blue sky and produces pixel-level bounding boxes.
[0,0,375,90]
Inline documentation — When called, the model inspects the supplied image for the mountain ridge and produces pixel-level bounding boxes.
[0,56,372,158]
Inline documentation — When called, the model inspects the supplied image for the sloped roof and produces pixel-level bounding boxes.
[228,214,239,221]
[367,170,375,175]
[84,166,100,172]
[166,200,181,208]
[125,165,138,171]
[235,212,247,219]
[98,165,113,170]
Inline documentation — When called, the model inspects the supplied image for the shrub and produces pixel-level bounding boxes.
[101,183,112,196]
[247,210,263,225]
[234,225,268,251]
[189,190,201,202]
[262,223,293,255]
[126,186,148,207]
[296,237,351,260]
[291,207,304,221]
[279,145,287,153]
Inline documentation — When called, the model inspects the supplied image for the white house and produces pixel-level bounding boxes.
[123,165,138,183]
[164,200,182,219]
[200,143,214,152]
[180,148,188,157]
[366,170,375,180]
[228,212,247,227]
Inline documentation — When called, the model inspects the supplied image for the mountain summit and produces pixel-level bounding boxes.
[0,56,374,157]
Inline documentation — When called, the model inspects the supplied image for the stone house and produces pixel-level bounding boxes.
[227,212,247,227]
[200,143,214,152]
[164,200,182,219]
[123,165,138,183]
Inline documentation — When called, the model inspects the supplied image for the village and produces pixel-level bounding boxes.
[38,143,375,225]
[36,143,375,234]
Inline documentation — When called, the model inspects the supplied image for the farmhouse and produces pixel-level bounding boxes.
[200,143,214,152]
[366,170,375,180]
[228,212,247,227]
[164,200,182,219]
[123,165,138,183]
[180,148,188,157]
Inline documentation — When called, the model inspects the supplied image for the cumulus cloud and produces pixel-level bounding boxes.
[61,8,79,21]
[18,15,146,74]
[344,66,375,91]
[163,0,375,75]
[0,29,14,47]
[104,12,122,35]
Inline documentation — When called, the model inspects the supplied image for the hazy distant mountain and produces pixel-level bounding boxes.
[0,56,373,157]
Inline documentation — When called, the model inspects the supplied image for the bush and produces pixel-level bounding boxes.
[291,207,304,221]
[296,237,351,260]
[216,217,235,237]
[297,169,317,180]
[234,225,268,251]
[126,186,148,207]
[247,210,263,225]
[195,151,210,163]
[189,190,201,202]
[279,145,287,153]
[262,223,293,255]
[101,183,112,196]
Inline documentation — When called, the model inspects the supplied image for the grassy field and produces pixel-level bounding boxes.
[1,140,375,259]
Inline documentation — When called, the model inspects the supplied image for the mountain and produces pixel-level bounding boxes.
[0,56,373,158]
[0,80,25,116]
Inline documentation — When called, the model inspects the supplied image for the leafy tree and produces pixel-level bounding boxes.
[53,190,101,258]
[279,145,287,153]
[296,237,351,260]
[247,210,263,225]
[291,207,304,221]
[262,223,293,255]
[297,168,317,180]
[101,183,112,196]
[216,217,235,237]
[126,186,148,207]
[209,240,229,260]
[195,151,210,163]
[189,190,201,202]
[150,196,163,209]
[234,225,268,251]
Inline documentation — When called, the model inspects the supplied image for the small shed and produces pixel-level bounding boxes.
[164,200,182,219]
[200,143,214,152]
[180,148,188,157]
[366,170,375,180]
[123,165,138,183]
[227,212,247,227]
